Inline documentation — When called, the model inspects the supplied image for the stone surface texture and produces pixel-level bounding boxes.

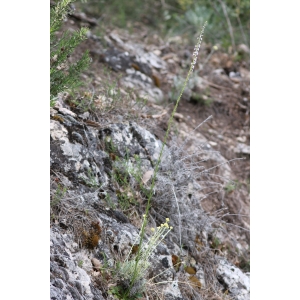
[50,111,249,299]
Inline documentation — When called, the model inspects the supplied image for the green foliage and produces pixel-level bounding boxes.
[79,0,166,29]
[111,153,142,210]
[104,193,116,209]
[79,168,100,188]
[51,184,67,222]
[108,285,142,300]
[177,0,193,10]
[69,66,148,116]
[191,93,213,106]
[108,286,123,298]
[79,0,249,49]
[50,0,91,104]
[239,256,250,272]
[211,236,221,249]
[120,218,173,298]
[224,182,236,193]
[165,0,249,48]
[78,260,84,268]
[51,184,67,207]
[116,189,137,210]
[224,180,241,193]
[104,137,118,155]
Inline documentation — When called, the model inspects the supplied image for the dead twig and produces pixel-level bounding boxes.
[217,0,236,52]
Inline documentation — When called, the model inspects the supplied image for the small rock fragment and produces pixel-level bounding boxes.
[91,258,101,270]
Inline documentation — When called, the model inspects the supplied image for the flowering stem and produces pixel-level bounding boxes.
[125,22,207,298]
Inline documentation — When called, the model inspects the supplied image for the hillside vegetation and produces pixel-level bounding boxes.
[50,1,250,299]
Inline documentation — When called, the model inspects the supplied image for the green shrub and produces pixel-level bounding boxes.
[81,0,249,49]
[50,0,90,105]
[164,0,249,49]
[119,218,173,298]
[51,184,67,208]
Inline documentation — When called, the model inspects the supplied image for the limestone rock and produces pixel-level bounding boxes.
[217,259,250,300]
[50,112,249,299]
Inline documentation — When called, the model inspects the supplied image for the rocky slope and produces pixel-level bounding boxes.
[50,110,249,299]
[51,11,250,300]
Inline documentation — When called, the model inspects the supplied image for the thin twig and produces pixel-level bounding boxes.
[217,0,236,52]
[172,184,182,255]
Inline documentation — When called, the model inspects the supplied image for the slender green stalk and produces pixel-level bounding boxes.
[124,21,207,298]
